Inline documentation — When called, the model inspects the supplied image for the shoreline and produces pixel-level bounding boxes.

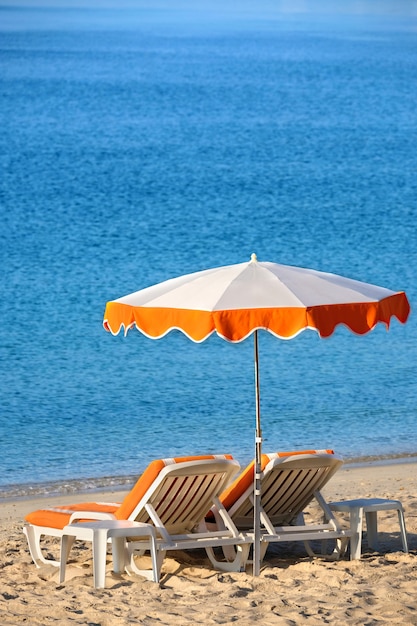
[0,454,417,504]
[2,451,417,503]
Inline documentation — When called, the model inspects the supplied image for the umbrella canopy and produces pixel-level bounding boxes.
[103,254,410,341]
[103,254,410,575]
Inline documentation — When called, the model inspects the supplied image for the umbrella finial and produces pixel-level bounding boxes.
[251,253,258,263]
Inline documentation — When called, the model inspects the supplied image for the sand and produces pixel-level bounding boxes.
[1,461,417,625]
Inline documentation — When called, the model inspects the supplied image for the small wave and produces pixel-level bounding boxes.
[340,452,417,468]
[0,474,138,502]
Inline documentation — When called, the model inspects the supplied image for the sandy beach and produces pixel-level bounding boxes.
[1,461,417,625]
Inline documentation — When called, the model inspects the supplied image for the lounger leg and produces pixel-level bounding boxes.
[365,511,379,551]
[303,535,349,561]
[126,544,164,583]
[23,525,61,568]
[221,544,237,561]
[113,536,159,581]
[397,509,409,553]
[349,507,363,560]
[205,543,251,573]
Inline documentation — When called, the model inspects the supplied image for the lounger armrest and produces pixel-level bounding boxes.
[68,512,117,523]
[207,504,227,531]
[210,497,241,537]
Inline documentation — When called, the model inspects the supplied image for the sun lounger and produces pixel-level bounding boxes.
[23,455,251,583]
[206,449,352,570]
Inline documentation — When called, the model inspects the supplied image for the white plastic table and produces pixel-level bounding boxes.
[329,498,408,560]
[60,520,158,588]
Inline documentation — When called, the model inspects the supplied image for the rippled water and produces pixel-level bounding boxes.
[1,1,417,497]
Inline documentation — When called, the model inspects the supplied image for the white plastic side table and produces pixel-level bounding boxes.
[329,498,408,560]
[60,520,158,588]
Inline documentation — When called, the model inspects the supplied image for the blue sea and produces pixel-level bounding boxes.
[1,0,417,499]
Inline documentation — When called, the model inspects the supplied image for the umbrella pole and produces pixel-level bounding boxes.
[253,329,262,576]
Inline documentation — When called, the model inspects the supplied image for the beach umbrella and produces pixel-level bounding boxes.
[103,253,410,576]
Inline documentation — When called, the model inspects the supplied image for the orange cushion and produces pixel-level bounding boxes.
[24,502,120,530]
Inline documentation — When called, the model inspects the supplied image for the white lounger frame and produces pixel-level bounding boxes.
[208,453,352,568]
[23,458,251,581]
